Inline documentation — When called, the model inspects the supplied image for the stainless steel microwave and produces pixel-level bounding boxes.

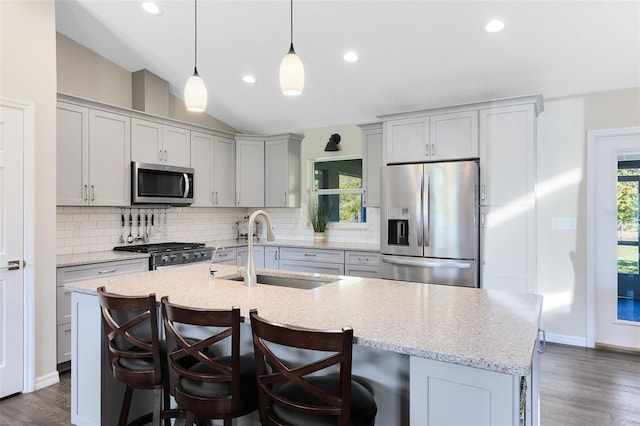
[131,162,194,205]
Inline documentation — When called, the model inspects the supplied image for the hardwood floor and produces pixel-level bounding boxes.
[0,344,638,425]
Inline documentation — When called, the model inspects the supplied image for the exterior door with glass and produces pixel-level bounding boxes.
[589,128,640,349]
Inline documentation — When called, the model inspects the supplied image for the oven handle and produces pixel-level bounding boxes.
[182,173,190,198]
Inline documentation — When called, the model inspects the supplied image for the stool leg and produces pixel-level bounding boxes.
[185,412,195,426]
[119,386,134,426]
[152,388,162,426]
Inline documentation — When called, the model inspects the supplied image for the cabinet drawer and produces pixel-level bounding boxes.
[56,286,72,325]
[345,251,380,266]
[57,323,72,364]
[279,260,344,276]
[345,265,380,279]
[56,258,149,284]
[279,247,344,264]
[211,247,237,263]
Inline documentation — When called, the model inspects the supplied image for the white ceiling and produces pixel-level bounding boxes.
[55,0,640,135]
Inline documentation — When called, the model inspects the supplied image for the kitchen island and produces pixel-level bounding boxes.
[67,263,542,426]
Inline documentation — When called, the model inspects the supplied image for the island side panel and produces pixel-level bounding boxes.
[410,356,519,426]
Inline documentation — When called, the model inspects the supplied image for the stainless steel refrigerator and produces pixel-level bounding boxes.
[380,160,479,288]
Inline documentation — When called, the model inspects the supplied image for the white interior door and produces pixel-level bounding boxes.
[0,104,25,397]
[589,128,640,349]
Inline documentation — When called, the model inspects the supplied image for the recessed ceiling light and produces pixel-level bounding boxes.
[242,75,257,84]
[343,51,359,63]
[484,19,504,33]
[142,2,162,15]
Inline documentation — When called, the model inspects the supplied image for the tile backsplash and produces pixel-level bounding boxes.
[56,205,380,255]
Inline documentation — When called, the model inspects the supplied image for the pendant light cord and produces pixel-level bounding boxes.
[194,0,198,74]
[290,0,293,45]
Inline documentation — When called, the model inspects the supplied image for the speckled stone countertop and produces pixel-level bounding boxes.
[57,251,150,267]
[66,263,542,376]
[207,239,380,253]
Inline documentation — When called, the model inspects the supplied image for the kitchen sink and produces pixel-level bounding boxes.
[222,273,336,290]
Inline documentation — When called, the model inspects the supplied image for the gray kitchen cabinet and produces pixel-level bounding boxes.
[210,246,238,266]
[57,101,131,206]
[345,250,380,278]
[278,247,345,275]
[479,96,542,294]
[360,123,383,207]
[264,246,279,269]
[235,136,265,207]
[131,118,191,167]
[264,134,303,208]
[380,109,478,165]
[237,245,265,269]
[190,131,236,207]
[56,258,149,368]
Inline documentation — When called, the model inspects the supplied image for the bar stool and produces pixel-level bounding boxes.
[97,286,183,426]
[249,309,378,426]
[161,296,258,426]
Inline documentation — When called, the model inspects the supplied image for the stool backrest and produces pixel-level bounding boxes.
[249,309,354,426]
[96,286,162,385]
[161,296,242,414]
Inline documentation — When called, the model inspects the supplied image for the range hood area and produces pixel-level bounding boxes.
[131,69,170,117]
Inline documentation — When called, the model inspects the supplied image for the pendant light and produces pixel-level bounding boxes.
[279,0,304,96]
[184,0,207,112]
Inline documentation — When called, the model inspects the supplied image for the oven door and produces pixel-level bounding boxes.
[132,162,194,205]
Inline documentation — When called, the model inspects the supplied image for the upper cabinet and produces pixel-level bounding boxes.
[265,134,303,208]
[360,123,383,207]
[57,102,131,206]
[190,131,236,207]
[381,110,478,164]
[235,136,265,207]
[235,133,303,208]
[131,118,191,167]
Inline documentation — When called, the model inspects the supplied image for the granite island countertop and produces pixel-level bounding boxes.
[65,263,542,376]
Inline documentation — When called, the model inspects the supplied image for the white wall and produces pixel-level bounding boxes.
[536,88,640,344]
[0,0,58,385]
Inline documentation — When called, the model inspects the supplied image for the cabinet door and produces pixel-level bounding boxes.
[190,131,214,206]
[362,125,383,207]
[57,102,89,205]
[264,246,279,269]
[430,110,478,161]
[265,139,289,207]
[131,118,163,164]
[479,105,535,206]
[237,246,265,269]
[235,139,264,207]
[88,110,131,206]
[213,136,236,207]
[480,205,532,294]
[163,125,191,167]
[384,117,429,164]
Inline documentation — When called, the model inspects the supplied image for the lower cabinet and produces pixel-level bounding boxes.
[278,247,345,275]
[237,246,265,268]
[345,251,380,278]
[210,247,238,266]
[264,246,279,269]
[56,258,149,369]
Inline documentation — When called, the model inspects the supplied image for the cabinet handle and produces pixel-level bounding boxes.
[480,184,485,201]
[358,257,369,261]
[283,192,287,205]
[98,268,117,275]
[219,253,228,258]
[304,253,316,257]
[480,213,485,228]
[424,144,429,157]
[363,189,367,204]
[159,149,163,162]
[83,184,88,201]
[274,251,278,261]
[90,185,95,202]
[215,192,218,205]
[164,150,168,161]
[236,192,240,205]
[431,144,436,156]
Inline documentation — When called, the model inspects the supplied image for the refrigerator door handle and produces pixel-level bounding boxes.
[416,173,423,247]
[423,174,430,247]
[382,256,471,269]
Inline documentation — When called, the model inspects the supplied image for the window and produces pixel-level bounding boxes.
[312,158,366,223]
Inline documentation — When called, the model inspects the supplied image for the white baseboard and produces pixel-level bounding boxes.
[34,371,60,391]
[544,332,588,347]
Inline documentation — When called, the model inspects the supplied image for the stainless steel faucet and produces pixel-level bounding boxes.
[245,210,276,286]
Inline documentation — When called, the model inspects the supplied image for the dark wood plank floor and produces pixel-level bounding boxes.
[0,343,638,425]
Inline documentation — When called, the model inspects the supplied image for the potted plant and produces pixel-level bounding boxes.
[308,200,329,241]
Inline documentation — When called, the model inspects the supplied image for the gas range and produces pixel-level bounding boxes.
[114,242,213,269]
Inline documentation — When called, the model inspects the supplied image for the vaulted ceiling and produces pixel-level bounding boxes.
[56,0,640,134]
